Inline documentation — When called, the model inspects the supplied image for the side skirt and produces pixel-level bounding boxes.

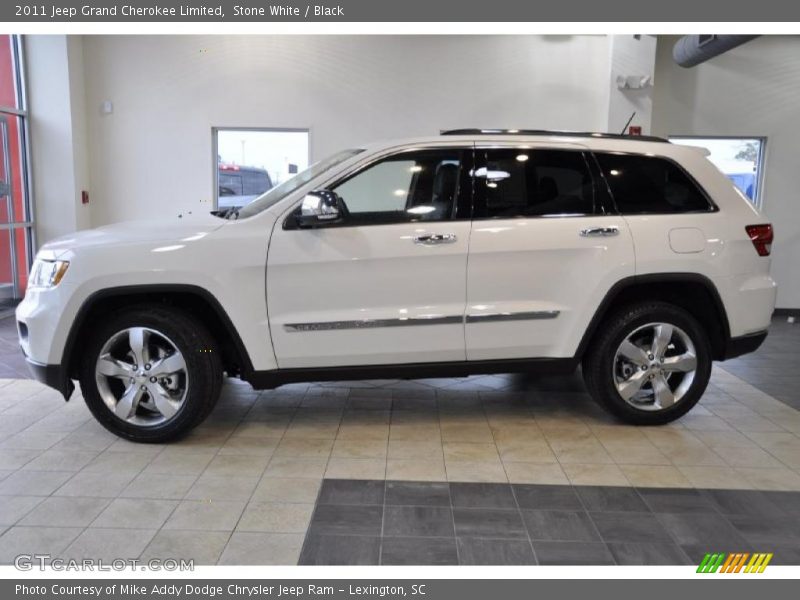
[243,357,579,390]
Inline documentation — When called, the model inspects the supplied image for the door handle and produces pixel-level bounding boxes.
[580,226,620,237]
[413,233,457,245]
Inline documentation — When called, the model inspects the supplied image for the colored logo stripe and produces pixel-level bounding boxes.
[697,552,773,573]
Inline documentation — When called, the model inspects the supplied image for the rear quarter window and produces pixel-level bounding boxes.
[595,152,714,214]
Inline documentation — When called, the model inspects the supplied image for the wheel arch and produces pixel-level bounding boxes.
[63,284,254,381]
[575,273,731,361]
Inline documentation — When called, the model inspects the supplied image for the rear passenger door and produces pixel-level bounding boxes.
[465,143,635,361]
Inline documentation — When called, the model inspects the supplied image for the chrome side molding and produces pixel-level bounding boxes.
[466,311,560,323]
[284,310,560,332]
[284,315,463,332]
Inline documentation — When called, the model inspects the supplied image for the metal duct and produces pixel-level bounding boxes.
[673,35,759,68]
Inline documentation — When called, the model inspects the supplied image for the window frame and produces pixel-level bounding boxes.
[591,150,719,216]
[471,146,612,220]
[668,135,767,209]
[283,145,475,230]
[211,126,311,210]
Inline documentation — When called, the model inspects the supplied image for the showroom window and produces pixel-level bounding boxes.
[0,34,32,309]
[213,128,310,210]
[472,149,596,218]
[595,152,714,214]
[330,149,468,224]
[670,136,766,207]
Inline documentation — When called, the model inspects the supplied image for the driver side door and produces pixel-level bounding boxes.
[266,146,473,369]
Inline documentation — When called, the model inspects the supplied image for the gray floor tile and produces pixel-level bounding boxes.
[62,528,156,561]
[768,544,800,566]
[299,533,380,565]
[385,481,450,507]
[381,536,457,565]
[0,495,43,526]
[140,530,231,565]
[163,500,246,532]
[308,504,383,537]
[590,512,673,543]
[728,515,800,545]
[237,502,314,533]
[219,532,304,565]
[54,470,139,498]
[449,482,516,509]
[607,542,692,565]
[534,541,615,565]
[91,498,178,530]
[522,510,600,542]
[761,491,800,515]
[120,473,198,500]
[0,470,73,496]
[457,537,536,565]
[702,489,788,517]
[185,475,259,502]
[0,526,83,564]
[638,487,718,514]
[576,485,650,513]
[19,496,110,527]
[317,479,384,506]
[383,505,455,538]
[657,513,752,549]
[512,484,583,510]
[453,508,527,539]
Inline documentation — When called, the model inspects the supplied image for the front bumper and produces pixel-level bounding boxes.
[24,356,74,400]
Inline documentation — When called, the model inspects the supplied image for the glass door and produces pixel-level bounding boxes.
[0,35,32,311]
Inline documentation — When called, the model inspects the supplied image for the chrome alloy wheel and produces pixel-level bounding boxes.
[612,322,698,411]
[94,327,189,426]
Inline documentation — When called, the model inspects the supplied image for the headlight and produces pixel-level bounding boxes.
[28,259,70,289]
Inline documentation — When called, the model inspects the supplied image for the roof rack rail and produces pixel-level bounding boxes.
[441,128,670,143]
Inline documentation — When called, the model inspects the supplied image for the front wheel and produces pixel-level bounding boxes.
[79,306,223,442]
[582,302,712,425]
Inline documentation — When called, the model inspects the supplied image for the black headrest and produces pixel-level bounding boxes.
[539,176,558,201]
[433,163,459,199]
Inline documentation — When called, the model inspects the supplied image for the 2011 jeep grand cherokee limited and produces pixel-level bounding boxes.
[16,130,777,442]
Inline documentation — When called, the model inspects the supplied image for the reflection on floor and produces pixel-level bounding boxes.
[0,315,798,565]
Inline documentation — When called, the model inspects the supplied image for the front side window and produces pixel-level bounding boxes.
[472,149,597,218]
[595,152,713,214]
[330,149,468,224]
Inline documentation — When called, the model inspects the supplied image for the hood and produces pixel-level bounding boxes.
[40,212,227,258]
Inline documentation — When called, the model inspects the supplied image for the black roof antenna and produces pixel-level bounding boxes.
[621,112,636,135]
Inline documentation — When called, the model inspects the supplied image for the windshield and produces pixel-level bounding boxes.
[234,148,364,219]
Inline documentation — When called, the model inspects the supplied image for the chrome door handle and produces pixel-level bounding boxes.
[580,226,620,237]
[413,233,457,245]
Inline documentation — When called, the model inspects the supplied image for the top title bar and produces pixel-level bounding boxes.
[3,0,800,22]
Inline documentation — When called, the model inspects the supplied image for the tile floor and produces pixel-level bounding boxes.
[0,316,798,565]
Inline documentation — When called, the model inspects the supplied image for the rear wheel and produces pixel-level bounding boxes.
[582,302,711,425]
[79,306,223,442]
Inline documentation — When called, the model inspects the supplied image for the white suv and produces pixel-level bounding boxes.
[16,130,777,442]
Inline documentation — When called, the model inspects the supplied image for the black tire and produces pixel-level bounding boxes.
[79,305,223,442]
[582,301,712,425]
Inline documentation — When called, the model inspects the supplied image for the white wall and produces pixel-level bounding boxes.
[605,35,657,134]
[25,35,90,244]
[652,35,800,309]
[81,35,612,225]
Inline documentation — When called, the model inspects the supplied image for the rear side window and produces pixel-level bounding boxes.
[473,149,597,218]
[595,153,713,214]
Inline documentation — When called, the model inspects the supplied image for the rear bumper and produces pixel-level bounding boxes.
[721,330,768,360]
[24,356,74,400]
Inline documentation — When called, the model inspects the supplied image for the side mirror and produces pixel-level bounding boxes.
[296,190,344,227]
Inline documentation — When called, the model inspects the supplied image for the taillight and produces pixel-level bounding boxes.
[745,224,773,256]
